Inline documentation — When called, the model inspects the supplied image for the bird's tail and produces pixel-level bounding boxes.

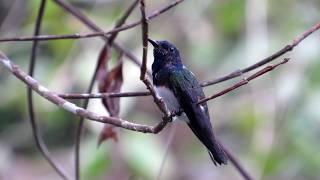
[207,138,228,165]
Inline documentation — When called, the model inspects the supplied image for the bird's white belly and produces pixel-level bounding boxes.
[155,86,180,113]
[155,86,190,123]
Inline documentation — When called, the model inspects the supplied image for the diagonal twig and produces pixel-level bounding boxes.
[218,140,253,180]
[0,0,184,43]
[27,0,70,179]
[198,58,290,104]
[108,0,140,44]
[52,0,142,70]
[52,0,183,76]
[156,124,176,180]
[200,22,320,87]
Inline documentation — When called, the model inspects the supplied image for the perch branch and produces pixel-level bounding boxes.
[58,91,150,99]
[0,52,170,133]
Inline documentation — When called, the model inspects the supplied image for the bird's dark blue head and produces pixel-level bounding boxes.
[148,39,182,75]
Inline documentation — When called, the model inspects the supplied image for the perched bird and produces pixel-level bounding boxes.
[148,39,228,165]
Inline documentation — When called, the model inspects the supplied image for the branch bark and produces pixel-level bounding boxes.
[58,91,150,99]
[0,52,168,134]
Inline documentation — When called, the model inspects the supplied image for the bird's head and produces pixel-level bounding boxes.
[148,39,182,74]
[148,39,182,64]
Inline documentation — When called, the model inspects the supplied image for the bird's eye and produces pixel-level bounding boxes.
[169,47,174,51]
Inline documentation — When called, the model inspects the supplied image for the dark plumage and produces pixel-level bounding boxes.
[148,39,228,165]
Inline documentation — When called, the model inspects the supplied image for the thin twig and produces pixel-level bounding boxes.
[139,0,170,119]
[219,141,253,180]
[0,52,169,133]
[0,0,184,43]
[58,91,150,99]
[198,58,290,104]
[52,0,141,70]
[70,1,140,179]
[140,0,148,80]
[200,22,320,87]
[27,1,70,179]
[2,21,317,91]
[108,0,140,44]
[52,0,183,76]
[156,124,176,180]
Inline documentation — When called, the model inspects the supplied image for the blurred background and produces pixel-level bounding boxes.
[0,0,319,179]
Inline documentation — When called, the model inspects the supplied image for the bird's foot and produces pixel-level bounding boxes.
[170,109,184,118]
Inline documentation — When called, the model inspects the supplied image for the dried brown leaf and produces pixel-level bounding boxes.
[97,52,123,145]
[98,58,123,116]
[97,125,118,146]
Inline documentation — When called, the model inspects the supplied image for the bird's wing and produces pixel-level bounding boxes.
[168,68,228,165]
[168,68,213,138]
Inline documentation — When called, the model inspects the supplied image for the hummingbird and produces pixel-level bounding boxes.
[148,39,228,165]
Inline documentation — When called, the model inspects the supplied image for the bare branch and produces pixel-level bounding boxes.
[140,0,148,80]
[138,0,170,119]
[108,0,139,44]
[156,124,176,180]
[0,52,169,133]
[198,58,290,104]
[26,1,70,179]
[58,91,150,99]
[0,0,184,43]
[69,1,139,179]
[200,22,320,87]
[219,141,253,180]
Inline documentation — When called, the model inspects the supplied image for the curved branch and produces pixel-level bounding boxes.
[71,1,140,179]
[0,52,169,134]
[27,1,70,179]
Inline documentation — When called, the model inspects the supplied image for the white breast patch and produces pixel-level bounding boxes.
[155,86,180,113]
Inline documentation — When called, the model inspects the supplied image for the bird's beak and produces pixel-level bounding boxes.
[148,38,159,48]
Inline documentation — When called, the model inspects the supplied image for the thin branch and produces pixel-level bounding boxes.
[198,58,290,104]
[200,22,320,87]
[52,0,183,76]
[108,0,140,44]
[139,0,170,119]
[156,124,176,180]
[52,0,140,69]
[27,1,70,179]
[140,0,148,80]
[70,1,139,179]
[0,52,170,133]
[0,49,283,180]
[58,91,150,99]
[0,0,184,43]
[219,141,253,180]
